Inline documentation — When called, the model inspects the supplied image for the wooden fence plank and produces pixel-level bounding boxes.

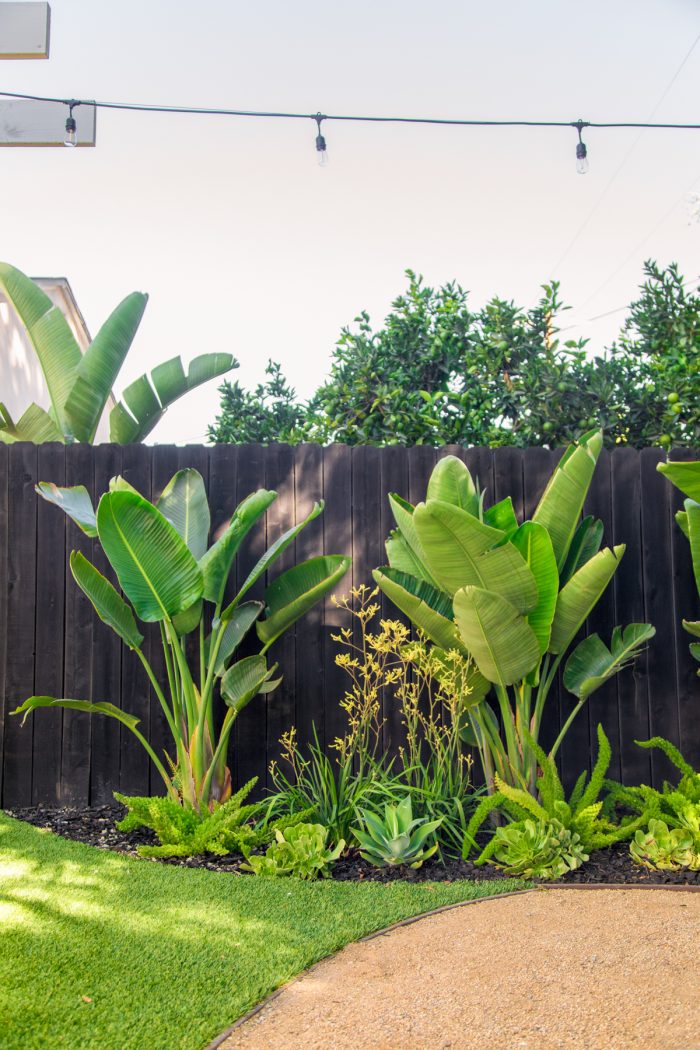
[61,443,94,805]
[32,443,66,804]
[292,444,325,751]
[3,443,38,807]
[117,444,152,796]
[233,443,268,795]
[322,445,353,753]
[378,445,409,755]
[640,447,681,787]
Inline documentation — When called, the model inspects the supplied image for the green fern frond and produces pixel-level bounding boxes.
[576,724,612,814]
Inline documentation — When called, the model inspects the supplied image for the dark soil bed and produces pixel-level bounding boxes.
[4,804,700,886]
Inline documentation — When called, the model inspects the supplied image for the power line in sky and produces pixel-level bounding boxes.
[3,88,700,167]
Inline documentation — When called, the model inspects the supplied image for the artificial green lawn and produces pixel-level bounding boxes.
[0,812,526,1050]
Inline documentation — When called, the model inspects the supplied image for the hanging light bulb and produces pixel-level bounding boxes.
[64,102,78,147]
[574,119,589,174]
[314,112,328,166]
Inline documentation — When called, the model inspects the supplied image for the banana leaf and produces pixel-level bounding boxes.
[483,497,519,535]
[11,696,140,732]
[388,493,438,585]
[223,500,324,615]
[414,500,537,613]
[563,623,656,700]
[200,489,277,607]
[385,529,436,584]
[426,455,480,516]
[549,544,625,655]
[64,292,148,443]
[96,489,203,621]
[657,460,700,502]
[453,585,541,686]
[212,601,264,675]
[372,566,467,655]
[532,429,603,571]
[256,554,351,646]
[0,261,82,436]
[157,468,210,561]
[109,353,236,443]
[0,402,64,443]
[36,482,98,537]
[510,521,559,656]
[559,515,604,587]
[70,550,143,649]
[221,655,276,713]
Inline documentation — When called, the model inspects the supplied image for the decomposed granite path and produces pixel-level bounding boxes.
[217,887,700,1050]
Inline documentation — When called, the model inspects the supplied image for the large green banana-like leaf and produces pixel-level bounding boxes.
[510,521,559,655]
[532,429,603,571]
[453,585,541,686]
[157,469,210,560]
[426,455,480,515]
[64,292,148,443]
[388,493,439,585]
[683,499,700,595]
[220,655,277,713]
[559,515,604,587]
[483,497,519,535]
[36,482,98,537]
[224,500,325,616]
[200,489,277,606]
[171,599,203,636]
[257,554,351,646]
[657,460,700,502]
[0,402,64,443]
[0,261,82,435]
[96,490,203,621]
[385,529,436,584]
[372,566,467,654]
[213,601,264,675]
[70,550,144,649]
[563,623,656,700]
[548,544,625,655]
[109,353,236,443]
[414,500,537,613]
[11,695,140,732]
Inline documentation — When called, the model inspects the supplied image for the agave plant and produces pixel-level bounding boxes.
[0,261,236,443]
[373,430,655,795]
[657,459,700,670]
[12,469,350,811]
[352,795,442,868]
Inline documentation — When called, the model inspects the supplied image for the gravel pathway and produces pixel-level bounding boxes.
[218,888,700,1050]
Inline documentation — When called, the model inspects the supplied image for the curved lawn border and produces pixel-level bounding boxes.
[208,881,700,1048]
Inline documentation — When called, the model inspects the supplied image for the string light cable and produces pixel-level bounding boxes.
[3,89,700,168]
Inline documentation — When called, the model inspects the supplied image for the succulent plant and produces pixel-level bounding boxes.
[630,818,700,871]
[352,795,442,868]
[241,823,344,880]
[491,817,589,879]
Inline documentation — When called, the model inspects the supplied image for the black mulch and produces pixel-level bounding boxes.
[4,804,700,886]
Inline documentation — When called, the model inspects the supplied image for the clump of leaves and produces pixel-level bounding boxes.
[605,737,700,870]
[491,818,588,879]
[463,725,648,862]
[629,819,699,871]
[352,795,442,869]
[116,778,309,859]
[241,823,344,880]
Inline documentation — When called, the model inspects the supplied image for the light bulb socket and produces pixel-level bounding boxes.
[64,114,77,146]
[315,132,327,154]
[576,141,587,162]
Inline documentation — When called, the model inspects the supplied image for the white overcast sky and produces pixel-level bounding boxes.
[2,0,700,442]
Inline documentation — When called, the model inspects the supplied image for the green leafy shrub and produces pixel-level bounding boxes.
[241,824,344,880]
[13,469,349,813]
[629,819,699,871]
[491,818,588,879]
[352,796,442,869]
[115,779,311,859]
[463,724,647,861]
[373,435,654,797]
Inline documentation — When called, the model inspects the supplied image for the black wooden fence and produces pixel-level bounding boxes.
[0,442,697,808]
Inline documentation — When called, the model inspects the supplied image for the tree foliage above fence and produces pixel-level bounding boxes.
[209,261,700,450]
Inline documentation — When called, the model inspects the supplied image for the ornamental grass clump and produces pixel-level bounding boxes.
[373,430,655,797]
[13,468,350,819]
